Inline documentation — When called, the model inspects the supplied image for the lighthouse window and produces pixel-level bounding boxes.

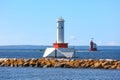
[61,27,63,29]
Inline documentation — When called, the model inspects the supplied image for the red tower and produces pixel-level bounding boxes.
[90,39,97,51]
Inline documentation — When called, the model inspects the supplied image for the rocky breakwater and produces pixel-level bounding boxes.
[0,58,120,69]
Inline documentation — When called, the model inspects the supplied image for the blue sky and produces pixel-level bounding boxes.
[0,0,120,46]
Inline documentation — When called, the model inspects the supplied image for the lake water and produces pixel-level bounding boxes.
[0,46,120,80]
[0,67,120,80]
[0,46,120,60]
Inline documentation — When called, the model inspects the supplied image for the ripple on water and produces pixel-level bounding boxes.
[0,67,120,80]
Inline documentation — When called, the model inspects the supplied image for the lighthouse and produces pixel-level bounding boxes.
[89,38,97,51]
[57,17,64,43]
[43,17,74,58]
[53,17,68,48]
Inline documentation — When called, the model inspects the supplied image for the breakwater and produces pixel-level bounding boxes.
[0,58,120,69]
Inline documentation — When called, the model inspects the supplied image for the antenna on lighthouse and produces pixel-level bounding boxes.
[91,38,94,41]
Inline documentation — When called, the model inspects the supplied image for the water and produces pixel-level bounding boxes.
[0,67,120,80]
[0,46,120,80]
[0,46,120,60]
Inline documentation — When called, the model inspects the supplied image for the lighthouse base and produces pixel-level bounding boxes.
[90,48,97,51]
[53,43,68,48]
[43,48,74,58]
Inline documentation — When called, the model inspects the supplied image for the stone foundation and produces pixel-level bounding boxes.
[0,58,120,69]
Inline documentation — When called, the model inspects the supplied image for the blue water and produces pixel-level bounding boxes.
[0,67,120,80]
[0,46,120,60]
[0,46,120,80]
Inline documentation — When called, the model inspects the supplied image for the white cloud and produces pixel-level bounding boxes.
[70,35,76,40]
[106,41,120,46]
[93,41,120,46]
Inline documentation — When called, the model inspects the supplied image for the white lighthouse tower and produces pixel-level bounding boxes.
[57,17,64,43]
[43,17,74,58]
[53,17,68,48]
